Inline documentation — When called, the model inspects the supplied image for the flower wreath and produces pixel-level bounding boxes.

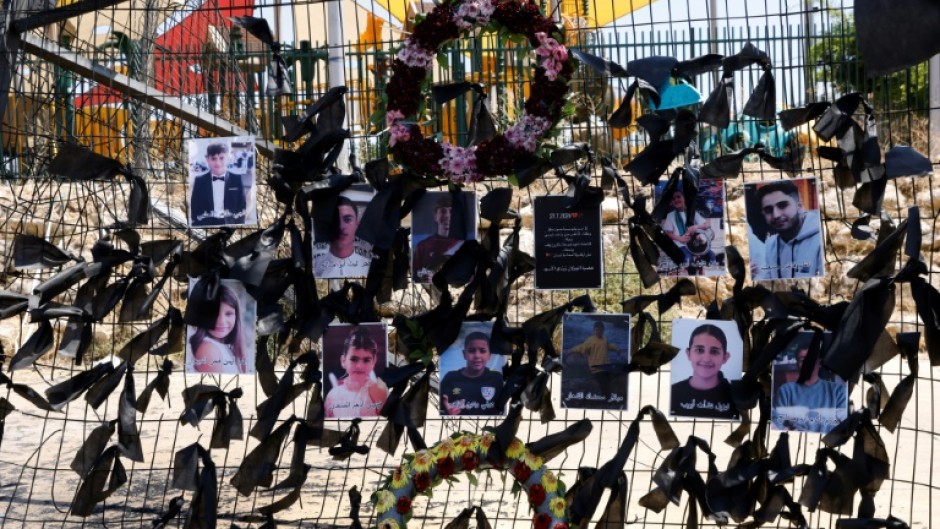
[372,432,569,529]
[384,0,575,184]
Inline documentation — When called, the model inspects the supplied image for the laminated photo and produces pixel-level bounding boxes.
[654,178,726,277]
[744,176,824,280]
[186,278,256,375]
[533,195,603,290]
[670,318,743,419]
[411,191,478,284]
[312,185,376,279]
[561,313,630,410]
[771,331,848,433]
[321,323,389,419]
[438,322,505,417]
[187,136,257,227]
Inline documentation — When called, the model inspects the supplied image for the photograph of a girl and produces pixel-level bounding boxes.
[186,279,256,375]
[322,323,389,419]
[670,319,742,419]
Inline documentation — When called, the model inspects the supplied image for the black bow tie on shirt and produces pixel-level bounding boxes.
[212,176,225,182]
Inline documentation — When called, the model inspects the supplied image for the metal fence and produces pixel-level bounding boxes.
[0,0,939,527]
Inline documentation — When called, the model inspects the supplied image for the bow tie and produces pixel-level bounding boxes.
[212,175,225,182]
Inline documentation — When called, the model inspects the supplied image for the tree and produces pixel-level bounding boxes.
[808,12,929,115]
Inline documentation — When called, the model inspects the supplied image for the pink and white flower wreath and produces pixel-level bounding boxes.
[384,0,575,185]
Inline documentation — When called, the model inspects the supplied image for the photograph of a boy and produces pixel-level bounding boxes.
[561,314,630,410]
[438,322,504,416]
[188,137,257,227]
[321,323,389,419]
[670,319,743,419]
[412,191,477,284]
[654,178,726,277]
[744,177,824,280]
[771,331,848,433]
[185,279,256,375]
[313,187,375,278]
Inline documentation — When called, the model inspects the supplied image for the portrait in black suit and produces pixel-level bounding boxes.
[188,138,256,227]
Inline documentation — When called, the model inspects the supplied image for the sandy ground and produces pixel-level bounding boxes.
[0,349,937,529]
[0,152,937,528]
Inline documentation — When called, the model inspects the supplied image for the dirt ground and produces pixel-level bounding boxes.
[0,343,937,528]
[0,157,938,528]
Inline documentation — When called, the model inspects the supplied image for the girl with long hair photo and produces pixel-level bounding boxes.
[188,282,253,374]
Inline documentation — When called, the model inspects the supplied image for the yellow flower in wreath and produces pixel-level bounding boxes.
[541,470,559,493]
[412,449,435,472]
[391,465,410,489]
[521,451,544,471]
[549,496,567,518]
[456,434,478,452]
[506,439,526,459]
[379,519,400,529]
[479,432,496,453]
[375,490,396,514]
[436,438,457,459]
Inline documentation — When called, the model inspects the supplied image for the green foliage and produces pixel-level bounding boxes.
[404,319,435,366]
[809,14,929,113]
[437,51,450,70]
[511,479,522,496]
[570,239,642,314]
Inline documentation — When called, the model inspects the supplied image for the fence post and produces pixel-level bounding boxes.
[930,54,940,160]
[326,0,349,170]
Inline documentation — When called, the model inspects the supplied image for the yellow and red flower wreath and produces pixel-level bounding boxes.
[373,432,570,529]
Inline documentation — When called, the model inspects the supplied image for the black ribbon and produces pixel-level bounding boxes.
[231,416,297,496]
[328,418,371,460]
[701,143,803,179]
[378,363,431,454]
[252,352,317,440]
[13,233,80,269]
[152,496,185,529]
[526,418,593,461]
[0,397,13,449]
[229,17,292,97]
[135,358,173,414]
[571,406,678,526]
[48,143,150,225]
[179,385,245,450]
[823,277,896,381]
[70,444,128,517]
[700,42,774,128]
[45,361,115,411]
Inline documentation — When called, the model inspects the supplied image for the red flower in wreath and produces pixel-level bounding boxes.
[553,523,569,529]
[460,450,479,471]
[512,460,532,482]
[438,457,456,479]
[528,483,547,506]
[396,495,412,515]
[411,4,459,50]
[533,513,552,529]
[414,471,432,492]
